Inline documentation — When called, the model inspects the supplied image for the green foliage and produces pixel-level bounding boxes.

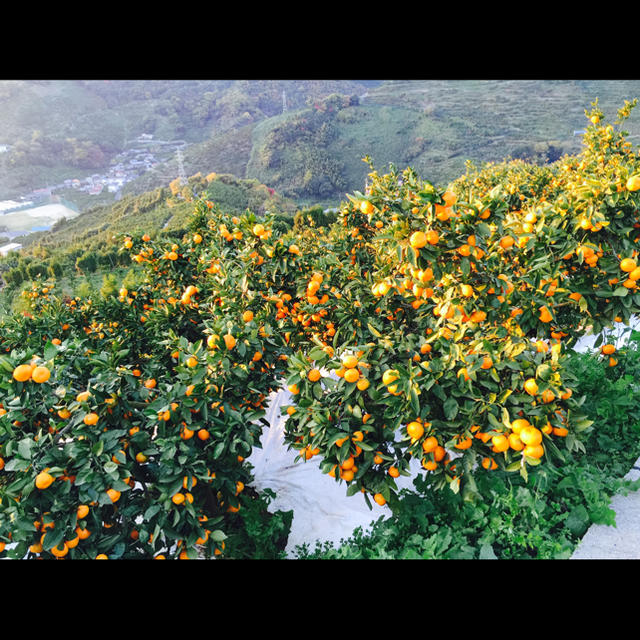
[223,488,292,559]
[293,347,640,559]
[100,273,118,299]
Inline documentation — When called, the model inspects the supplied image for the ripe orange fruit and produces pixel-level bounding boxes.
[601,344,616,355]
[508,432,524,451]
[382,369,399,385]
[511,418,530,434]
[180,426,194,440]
[356,377,370,390]
[186,356,198,368]
[491,434,509,453]
[76,390,91,403]
[481,356,493,369]
[523,444,544,459]
[344,368,360,383]
[500,236,515,249]
[360,200,374,215]
[96,554,109,560]
[35,471,54,490]
[242,310,254,323]
[172,493,185,505]
[50,542,69,558]
[197,429,210,441]
[442,190,457,207]
[144,378,157,389]
[524,378,539,396]
[540,388,555,404]
[83,412,99,426]
[223,334,236,350]
[425,230,439,245]
[77,504,90,519]
[341,456,355,471]
[373,493,386,506]
[482,457,498,470]
[407,421,424,441]
[65,535,79,549]
[520,426,543,446]
[539,306,553,323]
[342,354,359,369]
[12,364,33,382]
[388,466,400,478]
[340,469,355,482]
[31,366,51,383]
[422,436,438,453]
[460,284,474,298]
[76,526,91,540]
[626,175,640,191]
[410,231,427,249]
[308,368,321,382]
[620,258,637,272]
[107,489,121,503]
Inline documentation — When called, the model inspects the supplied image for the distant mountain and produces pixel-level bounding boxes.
[0,80,377,200]
[2,79,640,209]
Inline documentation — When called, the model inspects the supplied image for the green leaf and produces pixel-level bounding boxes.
[308,347,326,361]
[501,407,511,430]
[566,505,590,536]
[613,287,628,297]
[103,461,118,474]
[92,441,104,456]
[488,412,502,430]
[410,388,420,415]
[44,341,59,362]
[209,529,226,542]
[18,439,33,461]
[536,363,551,380]
[367,322,382,338]
[212,441,225,459]
[144,505,161,521]
[443,397,458,421]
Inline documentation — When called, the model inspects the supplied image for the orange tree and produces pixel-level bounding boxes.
[1,99,640,557]
[280,100,640,506]
[0,204,300,559]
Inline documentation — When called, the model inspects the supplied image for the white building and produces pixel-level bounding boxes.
[0,243,22,256]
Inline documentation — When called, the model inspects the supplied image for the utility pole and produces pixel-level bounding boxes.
[176,146,187,185]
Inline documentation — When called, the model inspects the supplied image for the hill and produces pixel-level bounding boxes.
[0,80,374,200]
[4,80,640,211]
[0,172,300,315]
